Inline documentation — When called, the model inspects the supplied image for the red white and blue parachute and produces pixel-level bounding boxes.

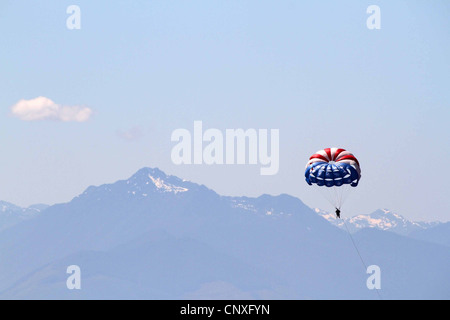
[305,148,361,187]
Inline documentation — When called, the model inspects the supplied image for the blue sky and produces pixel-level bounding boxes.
[1,1,449,221]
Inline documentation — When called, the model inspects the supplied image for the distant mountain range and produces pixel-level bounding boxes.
[0,201,48,232]
[0,168,448,299]
[316,208,449,248]
[316,208,440,235]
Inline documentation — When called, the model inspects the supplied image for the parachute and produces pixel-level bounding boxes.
[305,148,361,214]
[305,148,383,299]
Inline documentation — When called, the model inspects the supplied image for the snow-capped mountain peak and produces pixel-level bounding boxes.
[147,175,188,194]
[127,167,190,194]
[314,208,336,221]
[79,167,199,201]
[0,202,49,232]
[317,208,440,235]
[0,201,21,213]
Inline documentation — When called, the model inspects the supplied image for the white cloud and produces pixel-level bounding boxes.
[117,126,144,141]
[10,97,92,122]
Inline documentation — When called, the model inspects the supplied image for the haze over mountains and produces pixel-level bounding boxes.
[0,168,448,299]
[0,202,48,232]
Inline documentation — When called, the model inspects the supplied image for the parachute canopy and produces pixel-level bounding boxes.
[305,148,361,188]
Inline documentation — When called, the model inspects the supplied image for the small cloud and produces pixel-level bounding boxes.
[10,96,92,122]
[117,126,144,141]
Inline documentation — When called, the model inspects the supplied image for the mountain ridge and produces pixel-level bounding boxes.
[0,201,49,232]
[316,208,441,236]
[0,167,448,299]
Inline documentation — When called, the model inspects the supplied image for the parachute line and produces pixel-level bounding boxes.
[343,220,383,301]
[313,183,352,211]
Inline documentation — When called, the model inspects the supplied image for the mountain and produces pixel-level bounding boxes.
[317,208,440,236]
[0,201,48,232]
[0,168,448,299]
[408,222,450,247]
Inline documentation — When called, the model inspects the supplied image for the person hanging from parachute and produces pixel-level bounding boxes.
[305,148,361,219]
[335,208,341,219]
